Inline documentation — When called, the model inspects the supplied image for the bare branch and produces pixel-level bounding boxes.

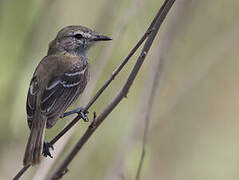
[103,41,161,180]
[50,0,176,179]
[135,52,165,180]
[12,165,30,180]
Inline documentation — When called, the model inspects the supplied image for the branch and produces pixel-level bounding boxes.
[103,41,160,180]
[135,0,184,178]
[13,165,30,180]
[135,52,165,180]
[50,0,175,179]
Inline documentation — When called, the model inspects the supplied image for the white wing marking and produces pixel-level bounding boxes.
[46,80,61,90]
[64,68,86,77]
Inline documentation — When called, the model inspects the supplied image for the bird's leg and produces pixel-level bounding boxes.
[61,107,89,122]
[42,141,54,158]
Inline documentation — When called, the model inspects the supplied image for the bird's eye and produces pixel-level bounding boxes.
[74,34,83,40]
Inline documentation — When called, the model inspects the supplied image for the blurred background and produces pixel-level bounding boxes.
[0,0,239,179]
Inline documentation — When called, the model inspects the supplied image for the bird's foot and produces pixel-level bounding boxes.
[61,107,89,122]
[77,108,89,122]
[43,141,54,158]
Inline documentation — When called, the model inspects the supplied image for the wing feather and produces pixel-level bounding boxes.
[40,61,88,128]
[26,76,39,129]
[26,58,89,129]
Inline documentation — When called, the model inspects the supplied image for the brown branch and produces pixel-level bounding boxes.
[135,0,182,178]
[103,42,160,180]
[12,165,30,180]
[50,0,176,179]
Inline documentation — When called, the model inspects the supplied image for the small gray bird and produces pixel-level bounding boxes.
[24,25,111,166]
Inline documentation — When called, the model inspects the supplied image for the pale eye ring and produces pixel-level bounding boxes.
[74,34,83,40]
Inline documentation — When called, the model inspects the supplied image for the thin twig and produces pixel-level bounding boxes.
[103,41,161,180]
[12,165,30,180]
[50,0,175,179]
[135,0,181,178]
[135,54,165,180]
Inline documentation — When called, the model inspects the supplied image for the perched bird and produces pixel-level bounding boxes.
[23,25,111,166]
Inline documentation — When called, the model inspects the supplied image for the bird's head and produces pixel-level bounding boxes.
[48,25,112,57]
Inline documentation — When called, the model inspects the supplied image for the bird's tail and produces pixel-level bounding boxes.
[23,111,46,166]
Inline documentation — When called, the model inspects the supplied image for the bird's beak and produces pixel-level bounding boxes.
[92,34,112,41]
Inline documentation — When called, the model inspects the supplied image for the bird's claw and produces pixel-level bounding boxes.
[43,142,54,158]
[77,108,89,122]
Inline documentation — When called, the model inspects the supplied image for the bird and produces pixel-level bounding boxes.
[23,25,112,166]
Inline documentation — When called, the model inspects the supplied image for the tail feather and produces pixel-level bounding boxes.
[23,112,46,166]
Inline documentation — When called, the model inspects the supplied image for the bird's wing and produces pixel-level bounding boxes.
[26,76,39,129]
[41,61,89,128]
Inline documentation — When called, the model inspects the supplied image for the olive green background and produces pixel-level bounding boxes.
[0,0,238,179]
